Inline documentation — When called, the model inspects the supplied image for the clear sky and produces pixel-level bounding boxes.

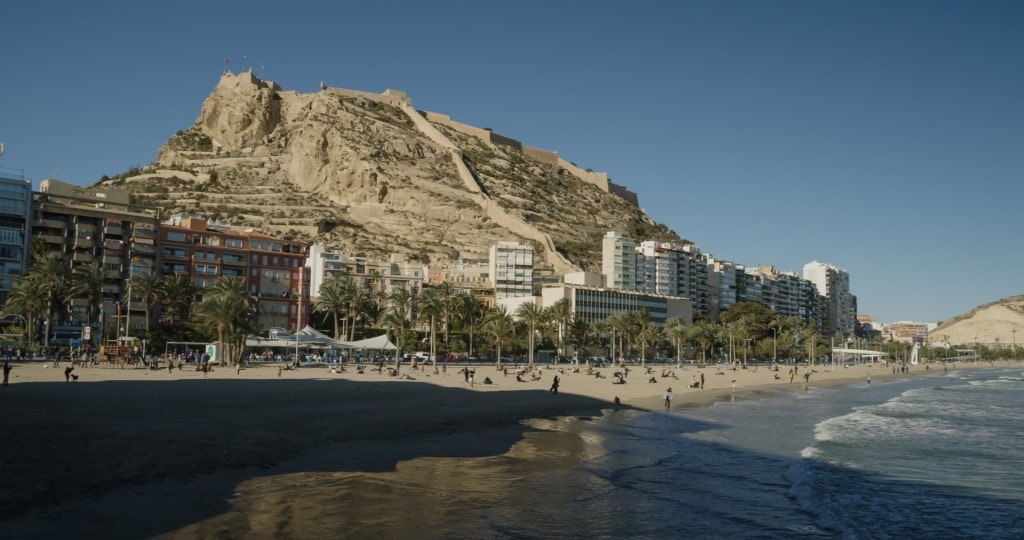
[2,1,1021,324]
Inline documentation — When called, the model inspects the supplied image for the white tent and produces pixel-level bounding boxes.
[247,326,396,351]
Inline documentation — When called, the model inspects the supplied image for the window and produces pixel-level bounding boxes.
[167,232,186,242]
[226,239,243,248]
[163,247,188,258]
[162,263,186,273]
[223,252,244,263]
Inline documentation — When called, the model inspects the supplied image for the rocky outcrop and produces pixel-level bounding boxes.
[116,71,684,270]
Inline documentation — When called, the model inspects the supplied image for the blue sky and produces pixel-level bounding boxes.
[2,1,1021,324]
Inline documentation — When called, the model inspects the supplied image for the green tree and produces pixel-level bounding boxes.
[129,270,163,334]
[663,316,691,365]
[515,301,545,368]
[159,274,198,324]
[416,287,445,371]
[482,305,516,366]
[691,320,718,366]
[455,292,486,357]
[567,318,595,360]
[546,298,573,358]
[68,261,105,333]
[194,277,252,366]
[2,276,48,346]
[31,254,67,349]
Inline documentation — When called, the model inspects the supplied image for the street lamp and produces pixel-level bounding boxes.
[772,328,778,363]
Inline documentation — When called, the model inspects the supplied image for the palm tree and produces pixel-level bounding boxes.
[547,298,572,358]
[31,254,67,349]
[456,292,485,357]
[416,287,445,371]
[159,274,198,324]
[515,301,544,368]
[2,276,47,347]
[68,261,105,331]
[663,316,690,366]
[567,317,595,361]
[194,276,252,366]
[691,320,718,366]
[637,319,660,368]
[482,305,516,366]
[381,287,413,358]
[129,270,163,334]
[605,310,635,363]
[434,282,458,355]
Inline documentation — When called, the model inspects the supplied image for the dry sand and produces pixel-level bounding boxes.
[0,358,985,537]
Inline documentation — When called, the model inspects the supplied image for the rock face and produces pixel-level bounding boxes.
[120,70,684,270]
[929,295,1024,347]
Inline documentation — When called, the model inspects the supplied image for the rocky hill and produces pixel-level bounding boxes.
[97,70,683,272]
[928,295,1024,347]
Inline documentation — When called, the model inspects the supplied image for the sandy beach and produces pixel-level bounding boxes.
[0,358,981,538]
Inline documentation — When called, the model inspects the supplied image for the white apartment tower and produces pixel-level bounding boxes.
[490,241,534,298]
[803,260,856,337]
[602,231,637,291]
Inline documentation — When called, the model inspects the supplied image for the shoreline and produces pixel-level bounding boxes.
[1,359,1016,537]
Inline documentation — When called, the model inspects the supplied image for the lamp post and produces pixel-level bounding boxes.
[772,327,778,364]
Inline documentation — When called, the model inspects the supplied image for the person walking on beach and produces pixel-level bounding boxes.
[700,372,705,389]
[277,365,283,378]
[64,365,74,382]
[550,375,560,395]
[789,369,795,384]
[663,387,673,410]
[2,361,12,386]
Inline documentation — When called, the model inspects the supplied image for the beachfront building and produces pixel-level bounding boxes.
[161,214,308,332]
[306,243,345,297]
[706,255,739,320]
[803,260,856,337]
[888,321,931,345]
[307,243,426,297]
[31,179,161,342]
[0,171,32,306]
[602,231,638,291]
[541,277,692,329]
[635,241,709,307]
[489,241,534,298]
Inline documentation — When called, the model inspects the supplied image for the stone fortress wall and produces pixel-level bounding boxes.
[317,80,638,207]
[422,112,638,206]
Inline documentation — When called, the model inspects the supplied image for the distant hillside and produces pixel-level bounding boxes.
[94,70,686,271]
[929,295,1024,347]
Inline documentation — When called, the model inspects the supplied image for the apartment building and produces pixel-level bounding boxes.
[307,243,427,298]
[490,241,534,298]
[160,214,308,332]
[803,260,856,337]
[31,179,161,341]
[601,231,637,291]
[0,172,32,306]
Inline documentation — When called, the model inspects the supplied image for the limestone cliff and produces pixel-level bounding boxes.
[111,70,684,270]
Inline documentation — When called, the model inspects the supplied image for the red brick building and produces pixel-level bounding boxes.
[160,214,308,332]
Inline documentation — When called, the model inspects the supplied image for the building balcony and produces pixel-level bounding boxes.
[33,218,67,230]
[72,252,95,263]
[103,224,123,236]
[131,228,157,240]
[73,238,95,250]
[37,233,65,245]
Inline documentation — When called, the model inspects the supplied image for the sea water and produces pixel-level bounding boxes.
[434,367,1023,539]
[169,368,1024,539]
